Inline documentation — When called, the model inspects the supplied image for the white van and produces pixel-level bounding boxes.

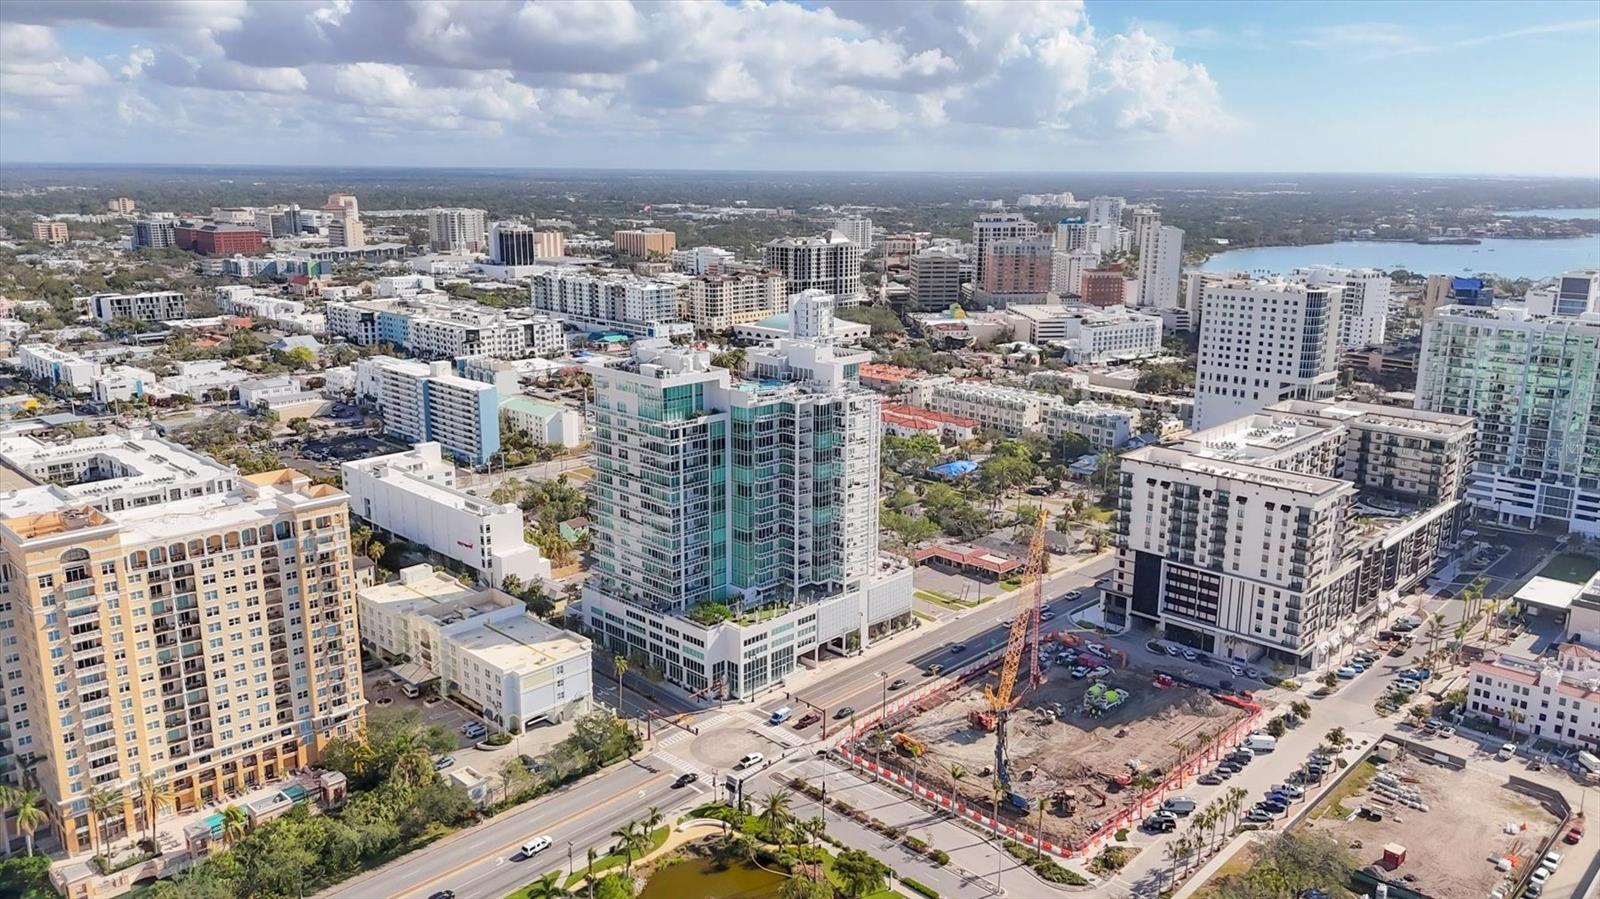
[521,835,553,857]
[1577,750,1600,775]
[769,707,794,725]
[1245,734,1277,752]
[738,752,765,769]
[400,683,420,699]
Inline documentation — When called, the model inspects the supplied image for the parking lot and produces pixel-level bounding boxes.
[363,670,487,749]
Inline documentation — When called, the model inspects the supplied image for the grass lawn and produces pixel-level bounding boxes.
[1191,842,1261,898]
[1540,552,1600,585]
[914,589,973,610]
[1309,761,1376,820]
[913,610,935,622]
[555,825,670,890]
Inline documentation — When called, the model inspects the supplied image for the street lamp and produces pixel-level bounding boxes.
[878,671,890,729]
[567,841,574,880]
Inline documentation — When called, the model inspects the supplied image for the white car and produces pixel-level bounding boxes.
[1182,649,1198,661]
[1070,666,1090,679]
[520,835,553,857]
[1336,667,1358,679]
[1064,590,1083,600]
[738,752,765,769]
[1088,666,1111,678]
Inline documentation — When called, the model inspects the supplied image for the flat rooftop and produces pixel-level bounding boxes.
[1125,444,1353,497]
[360,567,478,612]
[452,614,590,672]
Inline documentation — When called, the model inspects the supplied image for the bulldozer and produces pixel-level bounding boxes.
[893,732,926,758]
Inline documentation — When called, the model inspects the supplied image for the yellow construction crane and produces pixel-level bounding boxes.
[983,507,1050,809]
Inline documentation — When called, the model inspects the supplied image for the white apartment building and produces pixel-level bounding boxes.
[670,246,737,276]
[970,212,1039,287]
[763,231,863,306]
[428,207,489,253]
[832,216,874,251]
[579,331,912,699]
[1087,196,1127,227]
[1052,247,1102,296]
[1055,218,1097,253]
[1415,304,1600,535]
[1004,304,1164,363]
[162,359,250,400]
[924,381,1062,437]
[529,268,690,337]
[1193,278,1342,429]
[354,356,502,465]
[1294,265,1391,349]
[16,344,98,393]
[93,365,163,404]
[910,248,965,311]
[1523,269,1600,317]
[342,443,551,587]
[1136,224,1184,310]
[1043,401,1137,450]
[86,290,187,322]
[214,287,325,334]
[358,566,591,729]
[1468,647,1600,750]
[1104,399,1474,669]
[326,296,567,360]
[683,270,788,331]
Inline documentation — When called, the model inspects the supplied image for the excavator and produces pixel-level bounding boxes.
[983,507,1050,813]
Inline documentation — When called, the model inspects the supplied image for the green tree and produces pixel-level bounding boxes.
[0,855,52,899]
[221,804,248,848]
[134,774,175,851]
[832,849,889,899]
[523,870,572,899]
[367,540,386,564]
[593,872,635,899]
[87,787,123,866]
[758,788,793,847]
[612,653,632,727]
[12,790,46,857]
[780,872,836,899]
[0,785,16,859]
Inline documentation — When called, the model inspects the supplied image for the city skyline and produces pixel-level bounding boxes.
[0,0,1595,176]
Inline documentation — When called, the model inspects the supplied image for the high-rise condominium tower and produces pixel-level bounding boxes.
[1193,278,1342,429]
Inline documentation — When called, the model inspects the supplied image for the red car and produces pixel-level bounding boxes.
[795,711,821,729]
[1565,823,1584,844]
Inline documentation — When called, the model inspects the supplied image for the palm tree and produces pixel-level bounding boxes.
[585,846,598,899]
[390,747,436,792]
[609,821,643,878]
[1227,786,1248,832]
[88,787,124,866]
[0,784,18,858]
[220,804,248,848]
[759,789,793,848]
[612,653,632,728]
[14,789,46,857]
[1165,834,1188,884]
[523,870,571,899]
[134,774,174,852]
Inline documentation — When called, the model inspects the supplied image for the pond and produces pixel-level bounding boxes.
[638,857,786,899]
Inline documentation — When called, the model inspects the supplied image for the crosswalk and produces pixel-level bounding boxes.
[653,748,708,780]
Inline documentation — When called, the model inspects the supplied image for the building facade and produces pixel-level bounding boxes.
[1136,224,1184,310]
[31,221,68,245]
[341,443,551,586]
[683,271,788,331]
[87,290,188,323]
[1080,264,1128,307]
[1193,278,1342,430]
[832,217,874,251]
[763,232,863,306]
[1043,401,1138,450]
[354,356,502,466]
[1103,400,1473,669]
[132,219,177,250]
[0,435,363,853]
[613,228,677,259]
[910,249,964,311]
[529,269,688,337]
[428,208,489,253]
[1415,304,1600,535]
[490,223,538,266]
[579,331,912,699]
[974,236,1053,306]
[970,212,1039,287]
[326,296,567,360]
[924,381,1062,437]
[1294,266,1391,350]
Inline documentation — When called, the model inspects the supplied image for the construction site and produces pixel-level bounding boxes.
[846,510,1258,850]
[877,650,1255,847]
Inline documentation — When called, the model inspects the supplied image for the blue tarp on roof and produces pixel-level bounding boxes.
[929,460,978,479]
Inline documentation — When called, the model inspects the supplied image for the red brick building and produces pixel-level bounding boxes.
[175,222,264,256]
[1080,263,1127,307]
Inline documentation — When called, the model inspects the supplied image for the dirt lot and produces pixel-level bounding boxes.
[1297,754,1561,899]
[893,663,1251,846]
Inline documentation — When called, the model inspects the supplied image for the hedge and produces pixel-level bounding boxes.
[901,877,940,899]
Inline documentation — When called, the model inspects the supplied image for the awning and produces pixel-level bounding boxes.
[389,661,439,687]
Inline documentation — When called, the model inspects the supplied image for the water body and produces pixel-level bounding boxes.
[1198,235,1600,278]
[1500,207,1600,219]
[638,858,785,899]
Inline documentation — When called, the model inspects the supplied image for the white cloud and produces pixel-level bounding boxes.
[0,0,1232,155]
[0,22,111,105]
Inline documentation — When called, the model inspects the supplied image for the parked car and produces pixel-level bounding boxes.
[1146,641,1166,655]
[1229,664,1245,677]
[1565,823,1585,844]
[1064,590,1083,600]
[1070,666,1090,679]
[1164,645,1182,657]
[1143,815,1177,833]
[1088,666,1111,679]
[1182,649,1198,661]
[1269,783,1305,799]
[433,756,455,770]
[1209,767,1234,780]
[1197,773,1224,786]
[1336,667,1358,679]
[1244,809,1275,823]
[1162,797,1198,815]
[1257,800,1287,815]
[1497,743,1516,760]
[1216,761,1241,774]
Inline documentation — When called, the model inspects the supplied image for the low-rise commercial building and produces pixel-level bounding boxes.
[16,344,98,393]
[342,443,551,587]
[881,404,978,443]
[1005,303,1163,363]
[1043,401,1138,450]
[499,394,585,449]
[326,296,567,360]
[923,381,1062,437]
[358,566,591,729]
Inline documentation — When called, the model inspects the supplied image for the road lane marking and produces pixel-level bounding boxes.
[399,769,670,899]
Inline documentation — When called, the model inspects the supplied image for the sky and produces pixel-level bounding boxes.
[0,0,1596,176]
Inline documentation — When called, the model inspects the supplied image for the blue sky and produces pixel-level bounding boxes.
[0,0,1596,175]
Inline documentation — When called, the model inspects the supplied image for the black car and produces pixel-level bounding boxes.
[429,892,456,899]
[673,772,699,788]
[1210,767,1234,780]
[1216,761,1241,773]
[949,644,967,653]
[1143,815,1176,833]
[834,706,855,719]
[1228,751,1254,765]
[1258,801,1287,815]
[889,678,909,690]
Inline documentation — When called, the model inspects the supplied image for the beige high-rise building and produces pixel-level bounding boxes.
[107,197,136,215]
[0,433,364,854]
[613,228,677,258]
[31,220,68,245]
[534,230,566,259]
[683,270,788,331]
[324,192,365,248]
